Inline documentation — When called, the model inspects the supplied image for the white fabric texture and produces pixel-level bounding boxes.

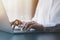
[32,0,60,27]
[2,0,60,27]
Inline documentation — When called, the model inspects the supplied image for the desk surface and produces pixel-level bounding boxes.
[0,31,60,40]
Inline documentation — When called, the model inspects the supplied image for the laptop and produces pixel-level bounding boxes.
[0,12,36,33]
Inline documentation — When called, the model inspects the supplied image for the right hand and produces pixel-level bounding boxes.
[22,21,44,31]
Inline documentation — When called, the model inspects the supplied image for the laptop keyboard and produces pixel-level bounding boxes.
[13,26,36,33]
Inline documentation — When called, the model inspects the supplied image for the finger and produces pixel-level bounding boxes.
[22,23,26,30]
[23,23,29,31]
[10,21,14,26]
[22,25,25,30]
[27,25,33,31]
[12,25,15,30]
[12,23,16,30]
[23,23,28,30]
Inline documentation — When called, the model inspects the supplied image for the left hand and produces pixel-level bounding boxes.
[10,19,23,30]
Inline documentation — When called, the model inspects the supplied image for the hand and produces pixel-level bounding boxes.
[23,21,44,31]
[10,19,23,30]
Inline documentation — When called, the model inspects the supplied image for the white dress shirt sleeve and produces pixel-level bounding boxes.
[32,0,60,27]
